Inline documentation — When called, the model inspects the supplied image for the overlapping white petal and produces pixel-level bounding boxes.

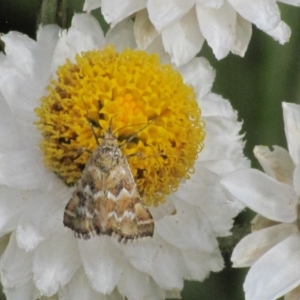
[221,102,300,300]
[245,234,300,300]
[283,102,300,165]
[84,0,300,65]
[0,13,248,300]
[33,233,81,296]
[221,168,298,222]
[232,223,298,267]
[254,146,295,185]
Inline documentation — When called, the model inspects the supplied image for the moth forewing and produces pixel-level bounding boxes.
[63,126,154,241]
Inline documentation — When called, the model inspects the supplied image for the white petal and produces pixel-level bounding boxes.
[83,0,102,12]
[1,232,33,289]
[196,0,224,8]
[121,235,184,290]
[293,165,300,204]
[16,184,69,249]
[102,0,146,26]
[1,25,58,96]
[149,197,176,221]
[119,237,160,274]
[265,20,291,44]
[251,214,280,232]
[283,102,300,165]
[59,268,102,300]
[145,36,171,64]
[221,168,298,223]
[0,93,22,151]
[245,234,300,300]
[147,0,195,32]
[1,31,37,77]
[181,249,223,281]
[196,2,236,60]
[232,223,298,267]
[103,289,124,300]
[118,263,164,300]
[4,281,38,300]
[200,93,236,119]
[176,166,242,236]
[200,157,249,178]
[200,115,244,162]
[231,15,251,57]
[16,223,44,252]
[149,238,184,290]
[33,233,81,296]
[134,10,159,49]
[161,9,204,66]
[0,58,39,112]
[254,145,295,185]
[79,236,126,294]
[51,14,105,73]
[0,186,28,236]
[228,0,281,31]
[0,150,57,190]
[178,57,215,98]
[0,70,44,147]
[106,18,136,50]
[156,196,217,252]
[35,24,60,85]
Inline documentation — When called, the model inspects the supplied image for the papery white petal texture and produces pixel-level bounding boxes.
[84,0,300,64]
[232,223,298,267]
[245,234,300,300]
[283,102,300,165]
[223,102,300,300]
[221,168,298,222]
[254,146,295,185]
[0,12,248,300]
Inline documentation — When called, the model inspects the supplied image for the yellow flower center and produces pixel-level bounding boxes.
[35,46,205,206]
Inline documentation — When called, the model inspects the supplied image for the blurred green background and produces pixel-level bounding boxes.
[0,1,300,299]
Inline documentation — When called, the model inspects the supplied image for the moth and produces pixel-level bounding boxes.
[63,125,154,242]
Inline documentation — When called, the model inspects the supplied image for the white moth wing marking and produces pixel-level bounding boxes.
[83,185,93,196]
[107,188,133,202]
[108,210,137,222]
[94,190,105,198]
[77,206,94,219]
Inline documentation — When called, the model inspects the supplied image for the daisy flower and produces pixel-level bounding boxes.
[221,102,300,300]
[84,0,300,66]
[0,13,248,300]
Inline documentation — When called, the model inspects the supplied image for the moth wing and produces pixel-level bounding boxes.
[100,155,154,241]
[63,165,107,239]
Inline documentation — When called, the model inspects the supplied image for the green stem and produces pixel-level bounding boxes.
[38,0,68,28]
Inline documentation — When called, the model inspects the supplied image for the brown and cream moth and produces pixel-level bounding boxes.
[63,126,154,242]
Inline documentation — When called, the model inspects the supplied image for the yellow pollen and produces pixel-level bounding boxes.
[35,46,205,206]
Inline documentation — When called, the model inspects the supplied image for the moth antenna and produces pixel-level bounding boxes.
[113,122,151,135]
[108,115,117,130]
[119,121,154,148]
[81,97,100,145]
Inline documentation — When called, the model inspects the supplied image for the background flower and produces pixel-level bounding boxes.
[0,12,248,300]
[84,0,300,66]
[221,102,300,300]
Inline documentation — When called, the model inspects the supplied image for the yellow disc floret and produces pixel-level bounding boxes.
[35,46,205,206]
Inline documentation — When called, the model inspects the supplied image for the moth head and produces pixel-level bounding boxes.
[92,135,122,173]
[101,126,118,145]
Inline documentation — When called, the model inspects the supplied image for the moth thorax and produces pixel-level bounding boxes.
[93,145,122,173]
